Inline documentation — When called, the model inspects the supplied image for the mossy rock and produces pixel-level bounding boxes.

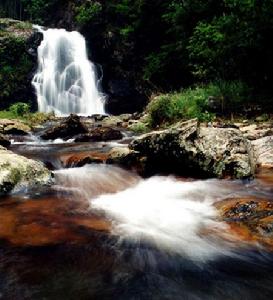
[0,18,38,111]
[0,146,53,195]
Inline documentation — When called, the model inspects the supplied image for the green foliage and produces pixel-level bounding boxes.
[147,87,215,127]
[0,34,33,102]
[0,107,54,127]
[187,0,273,85]
[0,102,29,119]
[129,122,149,134]
[1,0,273,114]
[24,112,55,126]
[216,80,250,108]
[13,21,32,30]
[0,110,18,119]
[75,2,102,25]
[147,81,250,127]
[9,102,30,117]
[21,0,58,24]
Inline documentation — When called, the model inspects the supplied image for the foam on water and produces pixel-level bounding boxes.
[54,165,140,200]
[92,176,239,261]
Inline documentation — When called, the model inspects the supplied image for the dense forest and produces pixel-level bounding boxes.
[1,0,273,116]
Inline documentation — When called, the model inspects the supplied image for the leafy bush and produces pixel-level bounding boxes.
[147,86,213,127]
[9,102,30,116]
[75,2,102,25]
[147,81,250,128]
[21,0,58,24]
[0,35,33,102]
[216,80,250,109]
[25,112,55,126]
[129,122,149,134]
[0,110,17,119]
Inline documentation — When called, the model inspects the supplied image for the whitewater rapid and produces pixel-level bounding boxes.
[91,175,242,262]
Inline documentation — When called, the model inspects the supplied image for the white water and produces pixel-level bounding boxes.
[54,165,140,200]
[92,176,241,262]
[32,26,105,116]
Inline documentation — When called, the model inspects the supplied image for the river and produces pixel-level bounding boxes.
[1,132,273,300]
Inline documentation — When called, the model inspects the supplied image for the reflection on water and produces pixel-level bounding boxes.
[1,140,273,299]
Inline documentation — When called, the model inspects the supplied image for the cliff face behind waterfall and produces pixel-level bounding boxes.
[0,19,41,111]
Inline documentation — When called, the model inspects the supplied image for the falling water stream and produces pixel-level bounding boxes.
[32,27,105,116]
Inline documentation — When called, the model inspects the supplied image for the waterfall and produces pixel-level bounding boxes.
[32,26,105,116]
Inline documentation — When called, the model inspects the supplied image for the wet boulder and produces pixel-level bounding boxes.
[130,119,256,179]
[216,197,273,249]
[61,151,109,168]
[0,119,31,135]
[0,134,10,147]
[106,147,146,174]
[0,146,52,195]
[74,127,123,142]
[41,114,88,140]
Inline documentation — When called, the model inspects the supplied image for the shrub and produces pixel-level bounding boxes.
[129,122,149,134]
[25,112,55,126]
[147,81,250,128]
[147,86,215,127]
[9,102,30,116]
[216,80,250,110]
[0,110,17,119]
[75,2,102,25]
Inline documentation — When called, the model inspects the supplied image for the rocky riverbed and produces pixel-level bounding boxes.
[0,114,273,299]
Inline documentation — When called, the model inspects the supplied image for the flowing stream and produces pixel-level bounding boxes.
[1,132,273,299]
[1,27,273,299]
[32,27,105,116]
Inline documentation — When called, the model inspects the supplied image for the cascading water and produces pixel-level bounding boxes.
[32,26,105,116]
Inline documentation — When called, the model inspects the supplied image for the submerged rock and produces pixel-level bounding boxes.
[0,146,52,195]
[74,127,123,142]
[0,134,10,147]
[41,114,88,140]
[129,119,255,179]
[216,197,273,249]
[61,151,109,168]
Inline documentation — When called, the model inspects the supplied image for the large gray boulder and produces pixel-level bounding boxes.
[0,146,53,195]
[129,120,256,179]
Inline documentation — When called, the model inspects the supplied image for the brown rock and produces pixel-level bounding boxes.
[216,197,273,249]
[0,119,31,135]
[0,133,10,147]
[61,151,109,168]
[41,114,88,140]
[74,127,123,142]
